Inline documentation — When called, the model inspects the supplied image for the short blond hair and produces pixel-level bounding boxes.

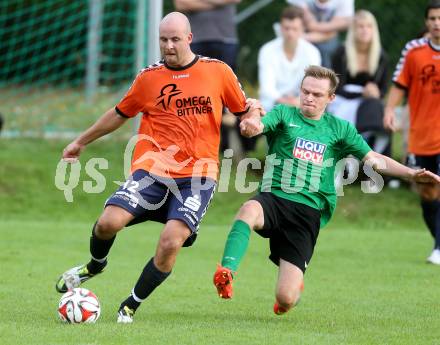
[302,65,339,95]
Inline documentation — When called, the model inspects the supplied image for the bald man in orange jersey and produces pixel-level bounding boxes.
[55,12,259,323]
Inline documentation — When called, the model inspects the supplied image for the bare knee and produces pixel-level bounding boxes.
[236,200,264,229]
[96,208,132,239]
[155,222,190,271]
[95,218,123,239]
[276,260,304,310]
[158,221,190,256]
[276,288,301,309]
[158,232,186,255]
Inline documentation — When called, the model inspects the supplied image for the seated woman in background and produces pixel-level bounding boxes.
[329,9,391,158]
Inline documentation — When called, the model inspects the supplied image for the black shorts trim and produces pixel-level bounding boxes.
[250,193,321,273]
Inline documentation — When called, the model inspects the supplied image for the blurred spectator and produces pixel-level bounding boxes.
[329,10,390,158]
[287,0,354,68]
[174,0,256,155]
[258,6,321,112]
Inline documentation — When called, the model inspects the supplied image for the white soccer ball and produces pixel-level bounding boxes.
[58,288,101,323]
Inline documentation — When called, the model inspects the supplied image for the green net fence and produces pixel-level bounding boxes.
[1,1,138,87]
[0,0,141,137]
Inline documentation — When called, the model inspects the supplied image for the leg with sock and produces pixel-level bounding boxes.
[214,200,264,299]
[214,220,251,299]
[119,257,171,313]
[421,200,440,264]
[55,222,116,293]
[434,203,440,250]
[87,222,116,274]
[221,220,251,272]
[421,200,438,240]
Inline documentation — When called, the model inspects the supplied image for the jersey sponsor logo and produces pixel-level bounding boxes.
[419,64,440,93]
[184,195,202,212]
[155,83,213,116]
[156,83,183,110]
[175,96,213,116]
[293,138,326,164]
[420,64,437,85]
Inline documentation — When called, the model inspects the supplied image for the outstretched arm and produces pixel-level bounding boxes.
[62,107,128,162]
[363,151,438,181]
[363,151,440,199]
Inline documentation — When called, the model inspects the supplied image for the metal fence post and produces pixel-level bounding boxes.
[86,0,103,103]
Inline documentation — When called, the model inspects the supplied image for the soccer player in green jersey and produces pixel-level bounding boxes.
[213,65,440,315]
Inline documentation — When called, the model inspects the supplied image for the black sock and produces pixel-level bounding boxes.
[421,200,439,238]
[432,201,440,249]
[120,257,171,311]
[86,222,116,274]
[120,295,141,312]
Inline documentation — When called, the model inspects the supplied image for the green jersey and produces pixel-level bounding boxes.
[260,104,371,227]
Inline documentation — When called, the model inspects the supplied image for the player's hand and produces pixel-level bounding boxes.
[239,118,263,138]
[62,141,85,162]
[383,106,397,132]
[245,98,265,116]
[410,169,440,200]
[241,98,265,124]
[411,169,440,183]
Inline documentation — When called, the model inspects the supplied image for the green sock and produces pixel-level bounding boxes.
[221,220,251,272]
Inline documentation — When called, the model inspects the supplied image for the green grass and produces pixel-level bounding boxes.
[0,139,438,345]
[0,87,124,135]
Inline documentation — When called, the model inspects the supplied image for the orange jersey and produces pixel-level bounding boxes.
[393,38,440,155]
[116,56,247,179]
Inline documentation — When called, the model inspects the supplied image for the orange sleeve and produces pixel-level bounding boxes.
[115,72,147,118]
[393,44,414,89]
[221,64,248,115]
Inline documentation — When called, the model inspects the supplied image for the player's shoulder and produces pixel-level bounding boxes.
[198,55,229,68]
[135,60,166,79]
[142,60,166,73]
[401,38,429,56]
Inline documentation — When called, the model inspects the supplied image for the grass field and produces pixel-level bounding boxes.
[1,139,439,345]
